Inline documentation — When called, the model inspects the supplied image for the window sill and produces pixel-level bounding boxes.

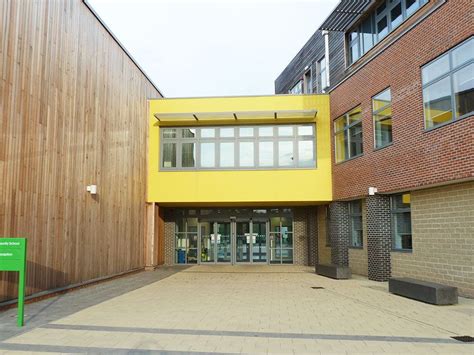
[349,246,363,250]
[158,166,318,172]
[424,113,473,133]
[335,153,363,165]
[391,248,413,253]
[373,142,393,152]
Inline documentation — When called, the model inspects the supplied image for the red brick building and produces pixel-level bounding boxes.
[276,0,473,297]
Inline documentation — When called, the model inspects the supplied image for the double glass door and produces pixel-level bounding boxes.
[200,220,267,264]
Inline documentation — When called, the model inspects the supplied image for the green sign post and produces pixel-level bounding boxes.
[0,238,27,327]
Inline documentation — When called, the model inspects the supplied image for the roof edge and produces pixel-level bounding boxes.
[82,0,164,97]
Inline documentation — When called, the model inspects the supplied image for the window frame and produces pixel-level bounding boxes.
[303,67,313,94]
[334,106,364,163]
[421,36,474,131]
[372,87,393,149]
[160,124,317,171]
[289,80,303,94]
[318,56,328,92]
[390,193,413,252]
[346,0,428,66]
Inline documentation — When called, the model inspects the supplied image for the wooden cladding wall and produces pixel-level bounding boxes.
[0,0,161,302]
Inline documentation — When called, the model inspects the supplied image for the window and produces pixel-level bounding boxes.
[422,37,474,129]
[304,68,313,94]
[289,80,303,94]
[347,0,428,65]
[175,217,198,264]
[334,106,363,163]
[319,57,328,91]
[349,200,363,248]
[391,193,412,251]
[162,142,177,168]
[372,88,392,148]
[160,124,316,170]
[269,216,294,264]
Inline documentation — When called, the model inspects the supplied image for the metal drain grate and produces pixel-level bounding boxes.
[311,287,325,290]
[451,336,474,343]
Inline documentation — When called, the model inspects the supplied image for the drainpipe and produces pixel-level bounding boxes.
[322,30,330,91]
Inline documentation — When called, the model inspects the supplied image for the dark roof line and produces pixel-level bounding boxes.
[82,0,164,97]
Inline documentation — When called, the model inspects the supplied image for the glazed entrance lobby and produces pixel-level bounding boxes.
[147,94,332,267]
[172,208,293,265]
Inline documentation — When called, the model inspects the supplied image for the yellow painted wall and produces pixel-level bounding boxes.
[147,95,332,205]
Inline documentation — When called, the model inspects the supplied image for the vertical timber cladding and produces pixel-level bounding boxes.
[0,0,161,302]
[366,195,392,282]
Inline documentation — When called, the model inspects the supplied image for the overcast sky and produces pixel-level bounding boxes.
[88,0,338,97]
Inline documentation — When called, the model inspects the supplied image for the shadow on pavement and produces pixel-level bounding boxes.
[0,266,187,342]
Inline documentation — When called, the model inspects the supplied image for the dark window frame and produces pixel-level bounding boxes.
[349,200,363,248]
[421,36,474,130]
[391,193,413,252]
[318,56,328,92]
[160,124,317,171]
[334,106,364,163]
[346,0,428,66]
[372,87,393,149]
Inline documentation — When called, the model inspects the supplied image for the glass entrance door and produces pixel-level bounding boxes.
[252,221,267,263]
[235,222,251,263]
[200,221,215,263]
[216,222,232,263]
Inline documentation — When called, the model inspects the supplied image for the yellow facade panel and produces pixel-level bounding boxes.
[148,94,332,205]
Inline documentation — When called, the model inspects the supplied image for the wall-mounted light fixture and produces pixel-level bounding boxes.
[86,185,97,195]
[368,187,378,196]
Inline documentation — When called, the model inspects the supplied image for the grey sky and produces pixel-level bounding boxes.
[88,0,338,97]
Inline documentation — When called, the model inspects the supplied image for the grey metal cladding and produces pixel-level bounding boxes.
[319,0,374,32]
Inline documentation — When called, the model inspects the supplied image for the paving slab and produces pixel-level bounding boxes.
[0,265,473,354]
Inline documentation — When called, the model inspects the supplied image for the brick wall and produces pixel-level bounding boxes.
[317,206,332,264]
[391,181,474,298]
[163,210,175,266]
[330,0,474,201]
[307,207,319,267]
[366,195,392,281]
[348,199,368,276]
[293,208,309,265]
[329,202,350,266]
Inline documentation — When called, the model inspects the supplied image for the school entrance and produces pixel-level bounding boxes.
[174,208,294,265]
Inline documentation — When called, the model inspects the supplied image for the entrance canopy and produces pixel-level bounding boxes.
[155,109,317,122]
[150,94,324,126]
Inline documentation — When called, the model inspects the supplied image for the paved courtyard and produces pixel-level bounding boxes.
[0,265,473,354]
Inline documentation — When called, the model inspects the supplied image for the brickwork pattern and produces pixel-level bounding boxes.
[348,199,368,276]
[329,202,350,266]
[366,195,392,282]
[317,206,332,265]
[330,0,474,200]
[307,207,319,267]
[163,210,175,266]
[293,208,308,266]
[391,182,474,298]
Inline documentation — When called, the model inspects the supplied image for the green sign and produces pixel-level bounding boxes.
[0,238,27,327]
